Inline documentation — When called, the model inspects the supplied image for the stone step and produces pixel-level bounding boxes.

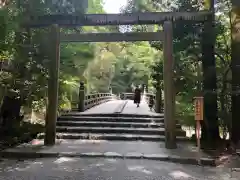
[56,121,182,129]
[56,126,186,136]
[58,116,164,123]
[38,133,189,141]
[61,112,164,119]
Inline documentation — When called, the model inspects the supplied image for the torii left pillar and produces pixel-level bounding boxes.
[45,24,60,146]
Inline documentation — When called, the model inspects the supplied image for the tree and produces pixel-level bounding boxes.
[199,0,220,148]
[124,0,240,148]
[0,0,104,121]
[230,0,240,146]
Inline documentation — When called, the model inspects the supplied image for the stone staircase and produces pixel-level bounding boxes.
[45,113,188,141]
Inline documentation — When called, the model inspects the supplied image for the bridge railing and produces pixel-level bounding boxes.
[119,93,134,100]
[144,93,155,106]
[84,93,117,110]
[71,93,119,112]
[144,92,164,113]
[120,92,154,103]
[120,92,163,113]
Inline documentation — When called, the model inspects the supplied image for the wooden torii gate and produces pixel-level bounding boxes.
[24,11,211,149]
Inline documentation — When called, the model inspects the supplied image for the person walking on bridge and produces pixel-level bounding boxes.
[134,86,141,107]
[148,95,154,111]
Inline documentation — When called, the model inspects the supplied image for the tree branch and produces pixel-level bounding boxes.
[214,52,228,66]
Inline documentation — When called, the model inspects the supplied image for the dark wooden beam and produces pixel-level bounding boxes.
[23,11,211,27]
[44,24,60,146]
[60,32,164,42]
[163,21,176,149]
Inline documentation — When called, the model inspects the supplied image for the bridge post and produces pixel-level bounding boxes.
[163,21,176,149]
[78,81,85,112]
[109,86,112,94]
[155,87,162,113]
[44,24,60,146]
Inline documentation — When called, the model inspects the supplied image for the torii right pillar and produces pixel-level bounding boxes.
[163,21,177,149]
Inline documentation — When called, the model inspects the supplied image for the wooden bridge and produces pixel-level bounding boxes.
[39,92,187,148]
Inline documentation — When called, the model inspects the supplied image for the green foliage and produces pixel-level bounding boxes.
[124,0,232,128]
[150,59,163,89]
[0,0,233,135]
[0,0,104,111]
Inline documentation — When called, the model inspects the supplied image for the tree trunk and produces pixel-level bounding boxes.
[201,1,220,148]
[0,94,22,131]
[155,86,162,113]
[159,88,162,112]
[231,3,240,145]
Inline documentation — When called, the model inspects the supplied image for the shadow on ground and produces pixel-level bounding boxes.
[0,157,237,180]
[0,122,44,151]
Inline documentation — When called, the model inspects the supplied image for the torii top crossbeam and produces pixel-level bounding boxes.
[23,11,212,28]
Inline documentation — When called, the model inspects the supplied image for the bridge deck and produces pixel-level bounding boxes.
[81,100,125,114]
[121,99,158,116]
[82,97,162,116]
